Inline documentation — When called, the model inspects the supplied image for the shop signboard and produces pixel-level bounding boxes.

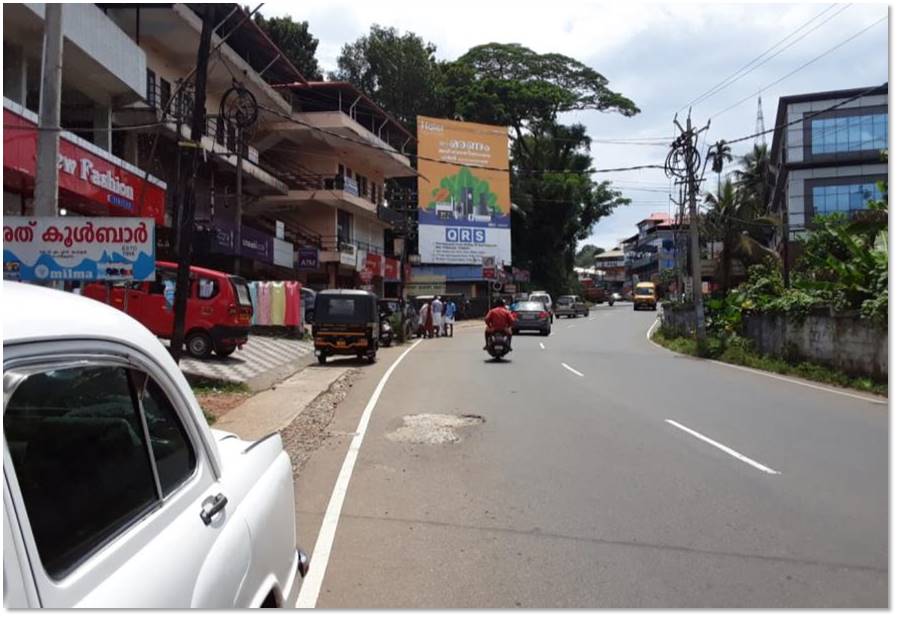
[405,274,446,297]
[482,266,496,280]
[364,252,384,278]
[383,258,400,281]
[297,247,319,270]
[339,243,357,267]
[3,216,155,282]
[210,223,273,262]
[417,116,511,265]
[273,237,293,268]
[3,104,166,225]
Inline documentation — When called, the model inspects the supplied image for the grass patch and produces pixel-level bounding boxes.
[652,329,887,397]
[185,375,251,425]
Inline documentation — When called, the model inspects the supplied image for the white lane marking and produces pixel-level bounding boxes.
[539,342,545,350]
[665,419,781,475]
[566,324,576,329]
[296,339,422,608]
[561,362,584,377]
[589,316,595,321]
[645,320,885,405]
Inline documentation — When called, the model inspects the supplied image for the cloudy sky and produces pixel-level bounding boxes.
[260,1,889,251]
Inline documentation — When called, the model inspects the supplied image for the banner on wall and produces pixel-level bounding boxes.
[3,216,155,281]
[416,116,511,265]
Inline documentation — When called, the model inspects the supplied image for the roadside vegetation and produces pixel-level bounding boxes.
[656,147,887,396]
[187,377,252,424]
[652,326,886,397]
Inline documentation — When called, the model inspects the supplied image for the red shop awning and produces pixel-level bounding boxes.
[3,100,167,225]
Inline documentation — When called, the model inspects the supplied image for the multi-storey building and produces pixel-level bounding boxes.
[4,3,166,225]
[768,84,888,263]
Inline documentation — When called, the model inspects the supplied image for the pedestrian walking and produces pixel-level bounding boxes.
[431,296,444,337]
[419,300,433,339]
[444,297,457,337]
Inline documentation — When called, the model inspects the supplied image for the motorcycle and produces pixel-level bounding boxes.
[486,331,511,360]
[379,312,394,347]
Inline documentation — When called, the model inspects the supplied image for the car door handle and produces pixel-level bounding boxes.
[200,493,228,525]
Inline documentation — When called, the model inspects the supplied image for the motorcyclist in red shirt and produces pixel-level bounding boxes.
[484,298,516,351]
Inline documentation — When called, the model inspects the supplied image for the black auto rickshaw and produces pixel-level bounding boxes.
[313,289,379,364]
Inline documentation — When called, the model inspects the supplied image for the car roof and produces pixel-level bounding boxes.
[156,260,236,280]
[4,281,166,351]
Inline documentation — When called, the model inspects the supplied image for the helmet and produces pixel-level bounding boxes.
[496,297,506,307]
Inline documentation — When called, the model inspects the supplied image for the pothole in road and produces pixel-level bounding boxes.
[386,413,485,445]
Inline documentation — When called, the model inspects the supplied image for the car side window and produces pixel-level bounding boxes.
[137,376,197,496]
[196,277,219,300]
[148,269,176,296]
[4,366,158,579]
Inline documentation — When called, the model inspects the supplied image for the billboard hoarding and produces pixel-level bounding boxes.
[3,217,156,282]
[417,116,510,265]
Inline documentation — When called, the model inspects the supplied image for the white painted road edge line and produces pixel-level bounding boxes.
[706,358,887,405]
[665,419,781,475]
[296,339,422,608]
[539,342,545,350]
[561,362,584,377]
[644,320,885,405]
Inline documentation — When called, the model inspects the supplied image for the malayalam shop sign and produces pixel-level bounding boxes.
[3,217,156,282]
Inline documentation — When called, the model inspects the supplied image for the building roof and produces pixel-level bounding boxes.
[637,212,672,226]
[188,4,308,86]
[274,80,415,147]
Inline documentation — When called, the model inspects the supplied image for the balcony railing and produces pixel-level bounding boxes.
[321,235,385,256]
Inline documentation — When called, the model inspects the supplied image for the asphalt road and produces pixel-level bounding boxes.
[294,304,888,608]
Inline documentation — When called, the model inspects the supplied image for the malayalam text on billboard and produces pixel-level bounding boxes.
[416,116,511,265]
[3,217,156,282]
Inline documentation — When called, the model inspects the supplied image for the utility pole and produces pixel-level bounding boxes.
[33,3,63,217]
[666,111,709,349]
[234,125,243,275]
[169,6,214,363]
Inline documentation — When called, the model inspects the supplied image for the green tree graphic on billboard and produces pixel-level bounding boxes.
[427,167,501,216]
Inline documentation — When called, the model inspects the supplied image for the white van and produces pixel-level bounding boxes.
[528,292,553,322]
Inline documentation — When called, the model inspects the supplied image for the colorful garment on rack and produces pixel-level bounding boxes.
[284,281,301,327]
[257,282,272,326]
[270,282,286,326]
[248,281,260,325]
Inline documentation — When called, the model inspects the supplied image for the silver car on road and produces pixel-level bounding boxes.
[511,301,552,336]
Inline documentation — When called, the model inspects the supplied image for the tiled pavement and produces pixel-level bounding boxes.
[174,335,315,385]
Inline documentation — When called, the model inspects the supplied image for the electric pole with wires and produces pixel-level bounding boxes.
[665,111,710,349]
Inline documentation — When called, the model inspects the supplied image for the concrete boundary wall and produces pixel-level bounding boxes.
[661,305,887,380]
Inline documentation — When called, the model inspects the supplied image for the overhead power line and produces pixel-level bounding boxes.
[681,3,848,112]
[256,102,665,175]
[721,81,887,146]
[711,14,887,120]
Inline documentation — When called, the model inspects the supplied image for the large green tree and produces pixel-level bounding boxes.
[331,25,446,130]
[254,14,323,80]
[575,244,604,267]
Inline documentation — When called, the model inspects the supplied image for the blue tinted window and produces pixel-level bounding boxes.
[812,182,883,216]
[810,113,887,155]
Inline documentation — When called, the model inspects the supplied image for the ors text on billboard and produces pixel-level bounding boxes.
[416,116,511,265]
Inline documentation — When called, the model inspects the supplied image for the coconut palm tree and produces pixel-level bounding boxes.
[704,179,781,291]
[733,143,771,216]
[707,139,733,196]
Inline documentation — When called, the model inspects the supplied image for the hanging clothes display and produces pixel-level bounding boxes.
[270,282,286,326]
[248,281,260,326]
[257,282,272,326]
[284,281,301,327]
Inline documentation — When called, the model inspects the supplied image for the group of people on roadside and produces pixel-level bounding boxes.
[417,296,457,338]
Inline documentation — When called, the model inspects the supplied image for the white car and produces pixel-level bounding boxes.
[528,292,553,322]
[3,282,308,608]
